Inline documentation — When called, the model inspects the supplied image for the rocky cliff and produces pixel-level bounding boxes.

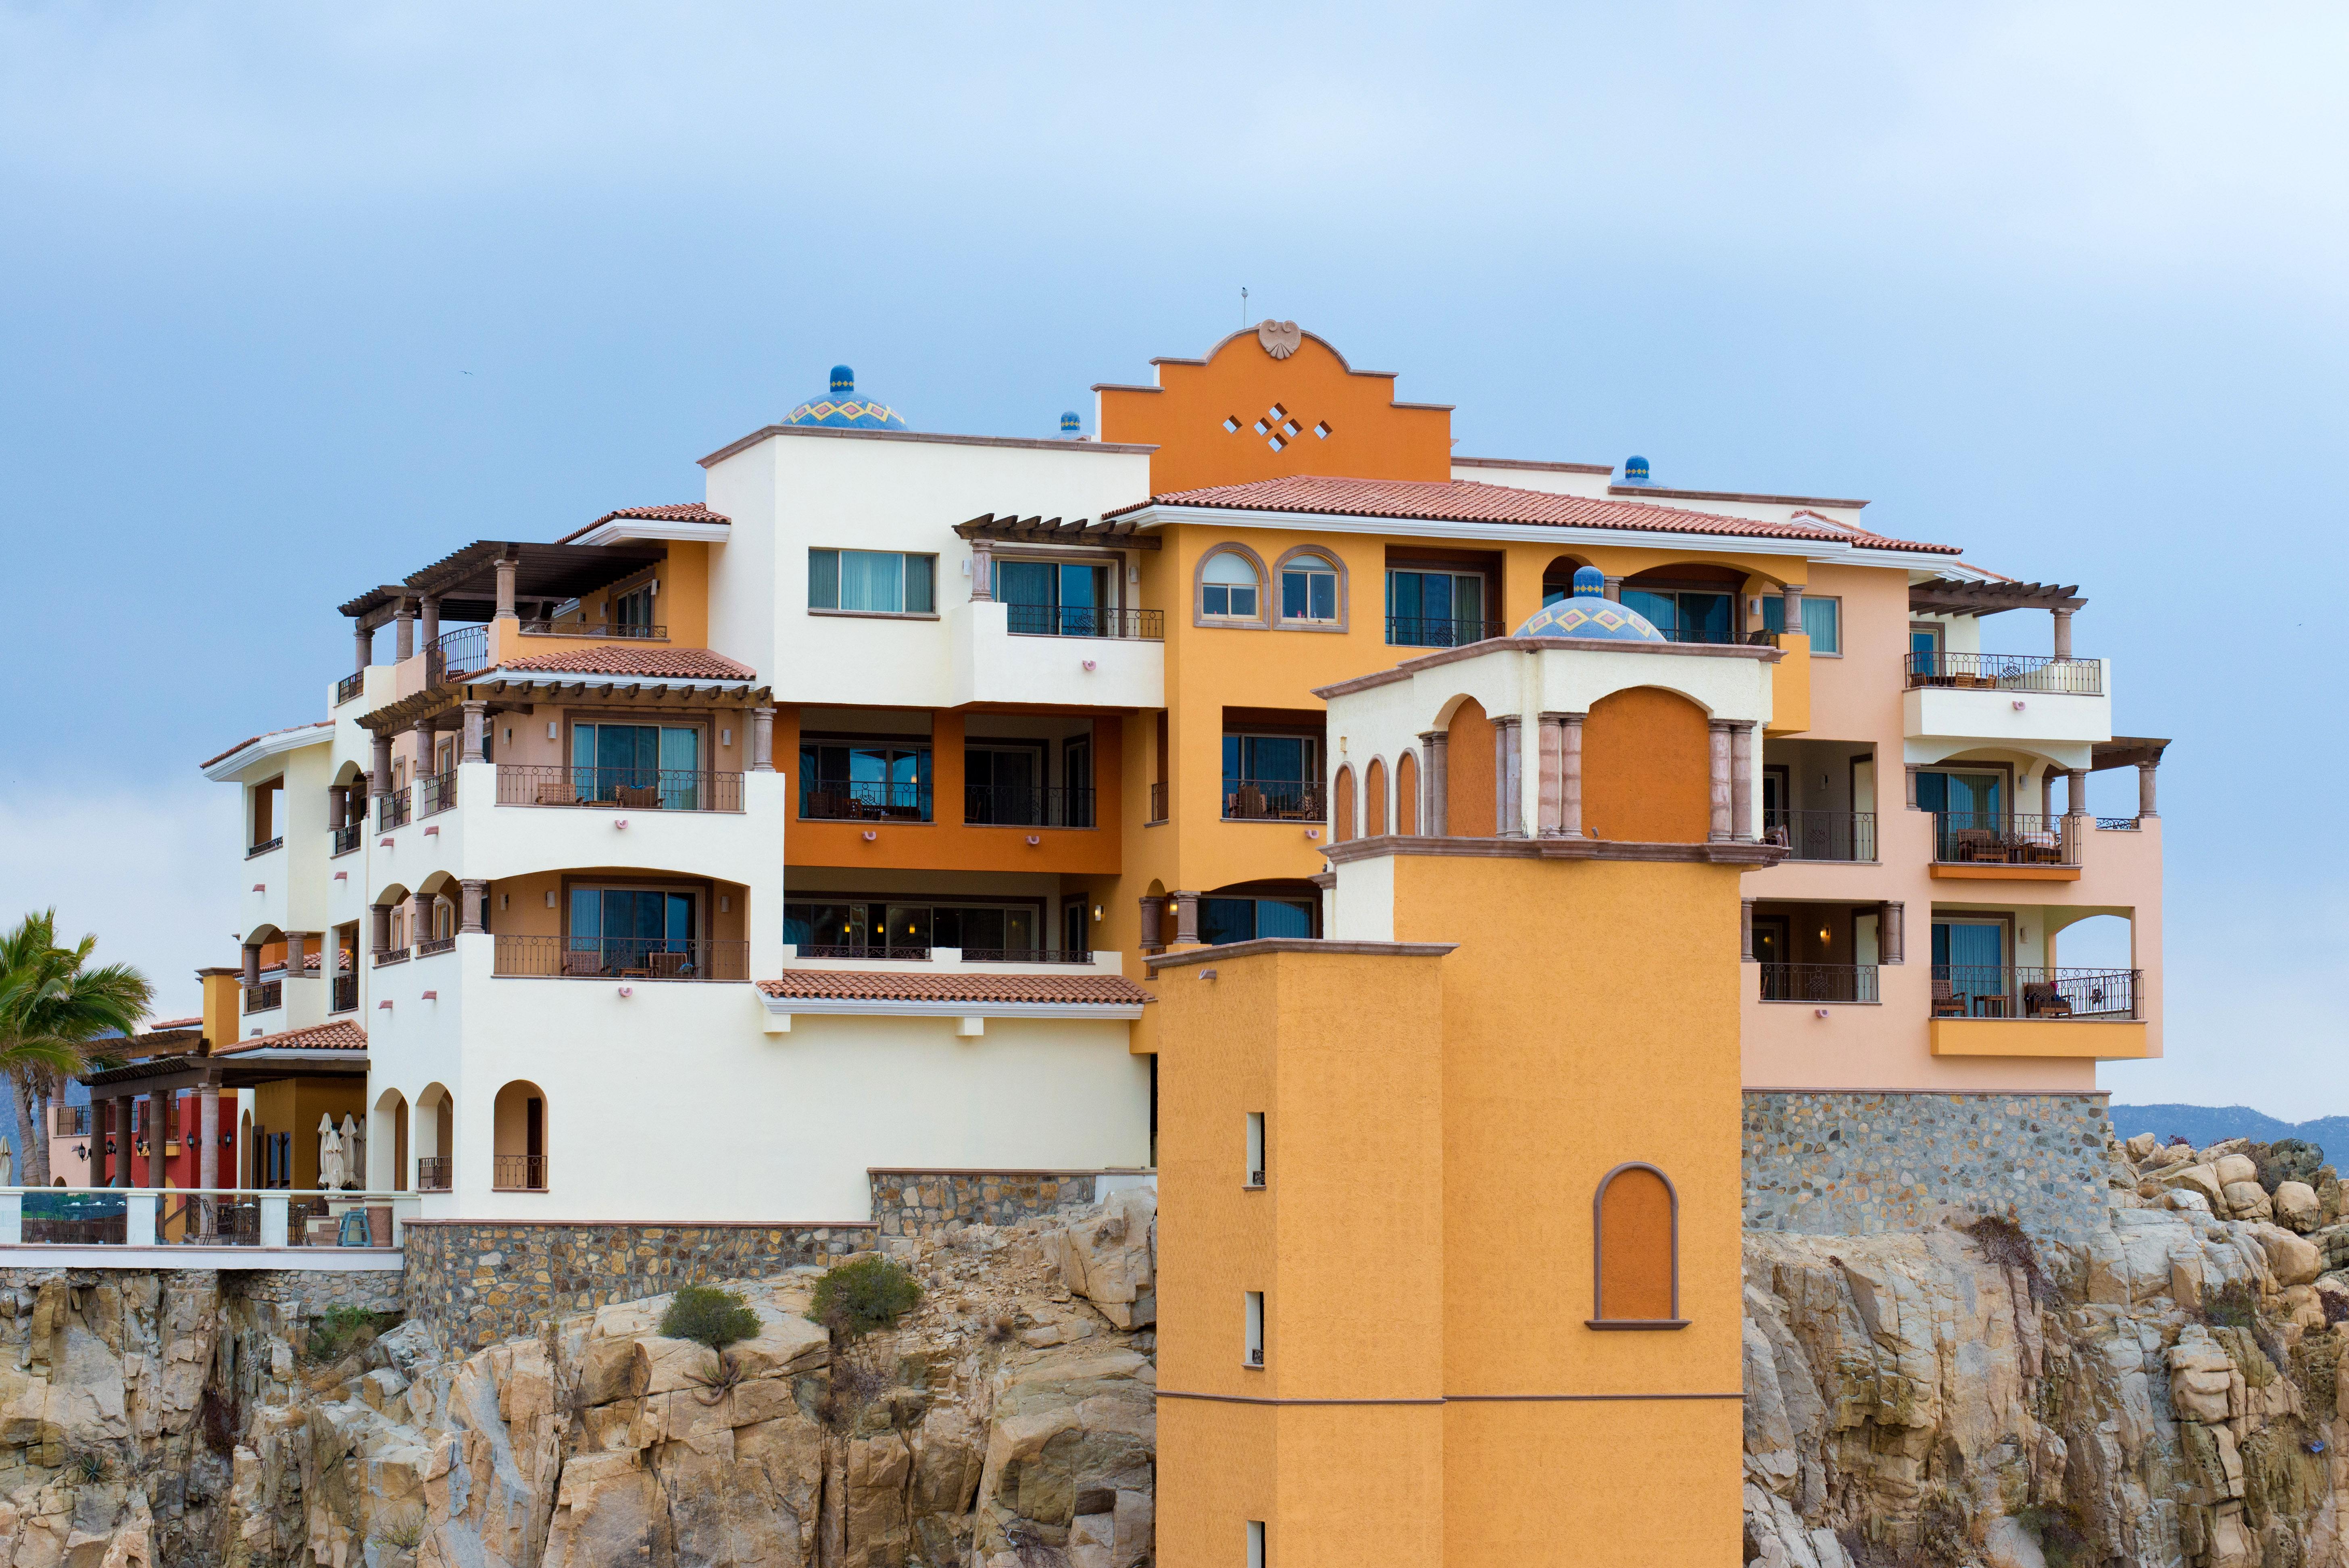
[0,1139,2345,1566]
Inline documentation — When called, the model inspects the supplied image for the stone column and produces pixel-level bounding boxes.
[460,879,488,935]
[329,787,346,833]
[2052,608,2073,661]
[1560,714,1586,838]
[354,622,372,675]
[1708,721,1734,842]
[1730,722,1756,842]
[1418,731,1448,836]
[1494,716,1524,837]
[494,555,519,621]
[420,593,441,652]
[371,733,394,814]
[2138,761,2159,818]
[199,1082,220,1228]
[148,1095,167,1189]
[2039,768,2056,821]
[1173,891,1200,946]
[371,903,392,956]
[112,1097,132,1188]
[1741,900,1756,962]
[410,889,431,948]
[2066,768,2088,818]
[242,943,262,988]
[1602,575,1624,604]
[1536,713,1565,835]
[969,540,994,602]
[1138,897,1163,952]
[92,1099,110,1188]
[461,700,487,764]
[751,706,776,772]
[283,931,306,986]
[414,719,437,781]
[1781,583,1804,633]
[1880,901,1905,965]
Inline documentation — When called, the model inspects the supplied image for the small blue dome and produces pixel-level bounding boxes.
[1060,411,1082,437]
[785,364,911,431]
[1622,455,1651,484]
[1514,565,1663,641]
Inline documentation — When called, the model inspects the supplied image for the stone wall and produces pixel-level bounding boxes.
[402,1220,871,1351]
[227,1266,405,1320]
[868,1168,1132,1241]
[1741,1089,2116,1247]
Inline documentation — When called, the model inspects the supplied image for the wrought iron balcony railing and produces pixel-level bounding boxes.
[1903,652,2102,695]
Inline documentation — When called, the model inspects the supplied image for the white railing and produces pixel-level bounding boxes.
[0,1188,421,1252]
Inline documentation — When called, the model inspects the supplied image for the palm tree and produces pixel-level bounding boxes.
[0,911,154,1188]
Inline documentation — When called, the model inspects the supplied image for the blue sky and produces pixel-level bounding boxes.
[1,3,2342,1114]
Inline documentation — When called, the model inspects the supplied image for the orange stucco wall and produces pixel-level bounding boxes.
[1098,329,1452,494]
[1583,687,1711,844]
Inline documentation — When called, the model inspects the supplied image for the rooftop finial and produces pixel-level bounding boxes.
[1622,455,1651,485]
[830,364,855,395]
[1060,411,1082,438]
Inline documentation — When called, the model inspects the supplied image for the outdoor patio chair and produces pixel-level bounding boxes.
[2021,981,2071,1018]
[536,779,579,806]
[615,784,660,808]
[562,949,605,978]
[1931,978,1967,1018]
[646,949,692,979]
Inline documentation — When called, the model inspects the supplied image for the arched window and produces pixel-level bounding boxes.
[1365,759,1388,837]
[1590,1163,1684,1328]
[1199,550,1262,621]
[494,1080,548,1192]
[1395,752,1418,835]
[1278,552,1339,624]
[1332,765,1356,841]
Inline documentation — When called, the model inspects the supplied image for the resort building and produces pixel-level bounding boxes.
[162,325,2162,1248]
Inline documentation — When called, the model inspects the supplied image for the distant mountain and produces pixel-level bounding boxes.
[2108,1103,2349,1159]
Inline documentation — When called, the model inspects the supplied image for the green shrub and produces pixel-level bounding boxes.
[811,1255,921,1337]
[306,1306,391,1365]
[660,1285,763,1351]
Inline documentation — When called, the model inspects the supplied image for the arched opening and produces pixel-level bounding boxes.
[1394,752,1418,835]
[1198,881,1319,946]
[1621,563,1747,645]
[1365,758,1388,837]
[415,872,459,950]
[239,1109,254,1187]
[1541,555,1595,606]
[1197,545,1267,625]
[371,1088,410,1193]
[494,1081,548,1192]
[415,1083,453,1191]
[1445,699,1495,836]
[1591,1163,1681,1326]
[1332,765,1356,841]
[1272,546,1345,627]
[1583,687,1710,842]
[373,885,411,956]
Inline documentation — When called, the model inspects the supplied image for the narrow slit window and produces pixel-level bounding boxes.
[1246,1112,1265,1187]
[1247,1520,1267,1568]
[1244,1290,1265,1365]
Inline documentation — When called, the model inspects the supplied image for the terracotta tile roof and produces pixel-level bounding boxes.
[200,720,333,770]
[1113,476,1961,554]
[144,1017,202,1032]
[557,502,730,543]
[489,646,760,681]
[215,1018,368,1056]
[759,971,1153,1006]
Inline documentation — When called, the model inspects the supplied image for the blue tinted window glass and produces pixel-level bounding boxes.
[1623,589,1675,633]
[569,887,600,946]
[1256,900,1313,939]
[1198,898,1256,945]
[1802,596,1839,654]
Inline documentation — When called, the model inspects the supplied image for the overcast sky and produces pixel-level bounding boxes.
[1,2,2341,1115]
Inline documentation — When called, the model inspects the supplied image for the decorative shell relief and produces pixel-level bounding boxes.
[1256,319,1302,360]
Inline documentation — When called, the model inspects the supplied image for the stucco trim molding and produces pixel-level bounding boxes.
[1267,542,1352,634]
[1313,634,1779,701]
[1192,540,1273,631]
[757,995,1147,1020]
[1322,834,1787,868]
[1144,938,1457,972]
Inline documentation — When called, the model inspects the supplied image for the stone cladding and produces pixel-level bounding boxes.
[401,1221,870,1351]
[868,1169,1124,1240]
[1742,1089,2115,1247]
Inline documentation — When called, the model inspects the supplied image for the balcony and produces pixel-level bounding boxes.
[792,943,1094,965]
[1903,652,2102,696]
[1932,964,2137,1020]
[493,1155,548,1192]
[417,1157,451,1192]
[800,781,931,822]
[965,784,1095,829]
[417,935,456,958]
[246,837,283,858]
[52,1106,89,1138]
[1757,962,1878,1004]
[498,765,744,812]
[1386,616,1503,649]
[241,981,281,1014]
[492,934,750,981]
[379,787,411,831]
[1006,604,1163,641]
[519,618,664,640]
[418,768,458,817]
[1930,812,2080,880]
[374,947,411,968]
[1762,809,1874,862]
[331,824,362,856]
[424,624,491,687]
[1223,781,1323,822]
[331,975,358,1013]
[334,671,365,706]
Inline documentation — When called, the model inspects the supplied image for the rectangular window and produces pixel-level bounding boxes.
[1244,1290,1265,1366]
[614,582,654,631]
[799,741,934,819]
[1221,733,1321,820]
[1762,594,1842,654]
[1000,558,1111,635]
[571,723,702,808]
[1384,570,1484,646]
[569,885,697,972]
[785,901,1038,955]
[809,549,935,614]
[1248,1521,1266,1568]
[1246,1112,1265,1187]
[1628,588,1735,644]
[1199,897,1315,946]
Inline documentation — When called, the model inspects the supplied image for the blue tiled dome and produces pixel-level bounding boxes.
[784,364,910,430]
[1060,411,1082,437]
[1515,566,1663,641]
